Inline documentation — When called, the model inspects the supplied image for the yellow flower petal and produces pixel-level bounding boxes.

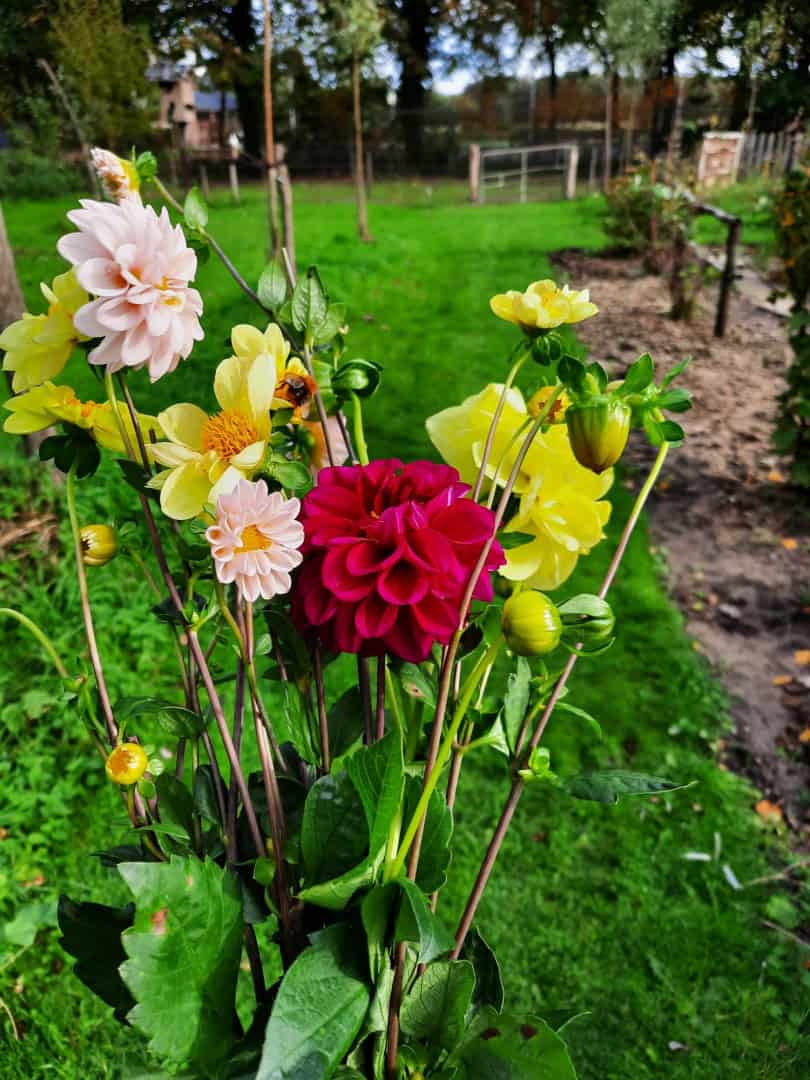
[246,356,276,432]
[489,292,519,324]
[151,442,201,468]
[213,354,248,414]
[159,461,212,520]
[231,324,267,358]
[207,465,244,507]
[230,439,265,471]
[158,403,208,450]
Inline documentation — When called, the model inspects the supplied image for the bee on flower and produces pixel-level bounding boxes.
[0,270,89,391]
[229,321,316,415]
[490,279,597,334]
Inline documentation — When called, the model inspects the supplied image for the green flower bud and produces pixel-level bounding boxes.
[80,524,118,567]
[501,590,562,657]
[332,358,382,399]
[557,594,616,652]
[566,397,631,474]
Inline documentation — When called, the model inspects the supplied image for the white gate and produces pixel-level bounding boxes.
[469,143,579,205]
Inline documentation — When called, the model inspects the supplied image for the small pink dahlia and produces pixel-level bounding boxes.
[206,479,304,603]
[57,197,203,381]
[291,460,504,662]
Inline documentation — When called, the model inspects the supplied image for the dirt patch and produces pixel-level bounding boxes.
[553,249,810,831]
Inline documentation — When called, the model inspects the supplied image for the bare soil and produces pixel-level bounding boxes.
[552,249,810,832]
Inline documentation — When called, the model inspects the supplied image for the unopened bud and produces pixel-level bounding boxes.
[566,398,631,473]
[105,742,148,785]
[501,590,562,657]
[80,524,118,566]
[558,594,615,652]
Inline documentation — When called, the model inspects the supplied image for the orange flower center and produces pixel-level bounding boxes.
[201,410,259,460]
[237,524,271,553]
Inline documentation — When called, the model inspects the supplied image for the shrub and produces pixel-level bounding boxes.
[0,148,84,200]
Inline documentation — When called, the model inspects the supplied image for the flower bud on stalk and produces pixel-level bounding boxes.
[558,594,616,652]
[105,742,148,785]
[501,590,562,656]
[80,524,118,566]
[566,398,631,474]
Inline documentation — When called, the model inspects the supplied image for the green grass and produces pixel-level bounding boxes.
[692,178,776,249]
[1,181,807,1078]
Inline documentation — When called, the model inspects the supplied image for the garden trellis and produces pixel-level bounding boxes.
[469,143,579,204]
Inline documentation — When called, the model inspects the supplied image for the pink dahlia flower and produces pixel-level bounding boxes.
[206,479,304,603]
[57,197,203,381]
[291,460,504,662]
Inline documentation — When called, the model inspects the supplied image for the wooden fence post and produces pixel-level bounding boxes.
[519,149,528,203]
[565,145,579,200]
[469,143,481,205]
[199,164,210,200]
[278,163,296,273]
[228,159,240,203]
[715,217,740,339]
[365,150,374,199]
[588,144,598,192]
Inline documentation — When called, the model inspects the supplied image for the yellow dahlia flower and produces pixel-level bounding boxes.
[0,270,89,391]
[147,352,275,520]
[2,382,161,456]
[490,279,597,333]
[427,383,612,591]
[229,321,312,412]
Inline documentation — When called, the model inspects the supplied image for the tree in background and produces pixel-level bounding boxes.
[329,0,383,242]
[51,0,154,148]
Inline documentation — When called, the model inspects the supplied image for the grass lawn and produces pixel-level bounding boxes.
[1,181,807,1078]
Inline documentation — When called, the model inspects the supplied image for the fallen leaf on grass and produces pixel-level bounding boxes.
[755,799,783,823]
[772,675,793,687]
[781,538,798,550]
[767,469,787,483]
[794,650,810,666]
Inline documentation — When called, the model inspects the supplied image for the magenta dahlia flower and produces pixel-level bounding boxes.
[291,460,504,662]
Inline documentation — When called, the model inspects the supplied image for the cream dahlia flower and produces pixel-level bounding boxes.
[206,479,304,603]
[147,353,275,520]
[57,197,203,381]
[90,148,140,202]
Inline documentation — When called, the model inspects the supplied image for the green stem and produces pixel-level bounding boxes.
[65,466,117,744]
[471,351,529,501]
[385,665,405,734]
[351,392,370,466]
[104,369,135,460]
[0,608,69,679]
[387,638,503,880]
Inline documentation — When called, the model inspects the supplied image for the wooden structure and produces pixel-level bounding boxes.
[469,143,579,204]
[685,196,741,338]
[696,132,745,189]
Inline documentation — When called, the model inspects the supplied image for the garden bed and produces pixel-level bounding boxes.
[554,248,810,830]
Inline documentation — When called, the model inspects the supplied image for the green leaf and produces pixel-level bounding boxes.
[553,701,602,740]
[266,458,314,496]
[183,187,208,231]
[660,357,690,389]
[557,355,587,395]
[58,897,134,1020]
[193,766,220,824]
[454,1010,577,1078]
[497,530,537,550]
[399,960,475,1051]
[655,387,692,413]
[257,259,288,310]
[502,658,531,755]
[659,419,685,444]
[518,746,556,784]
[562,770,693,804]
[327,686,366,760]
[332,358,383,399]
[118,857,243,1071]
[39,425,100,478]
[4,899,57,947]
[311,302,348,345]
[399,662,437,708]
[116,457,153,495]
[292,265,328,340]
[460,927,504,1014]
[402,776,453,893]
[114,696,208,739]
[621,352,654,394]
[301,771,369,885]
[257,929,370,1080]
[297,852,380,911]
[346,731,404,853]
[394,879,454,965]
[154,774,196,841]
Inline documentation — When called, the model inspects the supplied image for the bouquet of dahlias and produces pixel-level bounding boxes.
[1,150,694,1079]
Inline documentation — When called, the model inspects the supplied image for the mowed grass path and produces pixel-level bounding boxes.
[1,183,807,1078]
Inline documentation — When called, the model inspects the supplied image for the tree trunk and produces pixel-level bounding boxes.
[228,0,262,157]
[396,0,432,172]
[262,0,280,259]
[544,34,558,134]
[603,67,617,191]
[745,74,759,132]
[352,52,372,244]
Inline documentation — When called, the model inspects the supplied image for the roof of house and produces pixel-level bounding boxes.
[194,91,238,112]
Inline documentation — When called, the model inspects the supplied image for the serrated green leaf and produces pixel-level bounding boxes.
[58,897,134,1020]
[155,774,195,840]
[301,771,368,885]
[266,458,313,496]
[183,187,208,231]
[297,851,380,911]
[257,928,369,1080]
[292,265,328,339]
[346,731,404,852]
[114,696,208,738]
[394,879,454,965]
[327,686,366,760]
[118,857,243,1070]
[502,658,531,755]
[312,303,347,345]
[257,259,288,310]
[402,776,453,893]
[398,662,437,707]
[453,1009,577,1078]
[400,960,475,1051]
[562,770,693,804]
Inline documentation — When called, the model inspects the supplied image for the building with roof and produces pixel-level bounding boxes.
[146,62,240,150]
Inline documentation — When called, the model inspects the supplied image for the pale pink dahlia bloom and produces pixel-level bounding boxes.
[57,197,203,381]
[206,479,304,603]
[90,148,139,202]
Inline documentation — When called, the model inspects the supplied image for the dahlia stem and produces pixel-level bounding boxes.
[65,465,117,744]
[450,441,671,957]
[485,418,531,510]
[358,656,373,745]
[312,643,330,773]
[375,656,386,740]
[406,386,564,878]
[387,638,502,881]
[351,392,369,466]
[0,608,68,679]
[104,369,136,461]
[227,656,246,865]
[153,176,269,315]
[470,350,529,502]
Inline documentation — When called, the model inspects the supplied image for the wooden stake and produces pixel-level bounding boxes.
[262,0,280,257]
